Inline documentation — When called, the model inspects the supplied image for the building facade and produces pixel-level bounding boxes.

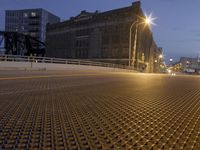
[46,2,159,72]
[5,8,60,43]
[153,47,165,73]
[180,57,200,71]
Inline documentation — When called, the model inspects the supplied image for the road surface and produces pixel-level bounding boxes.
[0,70,200,149]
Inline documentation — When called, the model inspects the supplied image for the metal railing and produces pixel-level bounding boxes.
[0,54,133,70]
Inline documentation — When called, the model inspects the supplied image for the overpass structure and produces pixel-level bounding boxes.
[0,31,45,56]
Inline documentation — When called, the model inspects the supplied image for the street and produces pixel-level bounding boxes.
[0,70,200,149]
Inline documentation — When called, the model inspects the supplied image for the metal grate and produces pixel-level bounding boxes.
[0,71,200,149]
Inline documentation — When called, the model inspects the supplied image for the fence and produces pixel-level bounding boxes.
[0,54,133,70]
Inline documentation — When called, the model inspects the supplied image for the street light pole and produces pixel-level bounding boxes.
[128,20,138,67]
[128,14,156,69]
[132,21,138,68]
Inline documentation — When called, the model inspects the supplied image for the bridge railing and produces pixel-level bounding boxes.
[0,54,133,70]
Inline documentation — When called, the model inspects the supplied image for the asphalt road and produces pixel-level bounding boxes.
[0,70,200,150]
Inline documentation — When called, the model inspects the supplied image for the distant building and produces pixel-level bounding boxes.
[153,47,165,73]
[5,8,60,43]
[46,2,160,72]
[180,57,200,71]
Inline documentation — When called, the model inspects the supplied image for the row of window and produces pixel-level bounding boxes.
[76,40,89,47]
[76,29,90,37]
[6,25,40,30]
[6,12,39,18]
[75,49,89,58]
[24,12,38,18]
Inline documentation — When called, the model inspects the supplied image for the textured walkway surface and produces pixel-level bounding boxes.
[0,70,200,150]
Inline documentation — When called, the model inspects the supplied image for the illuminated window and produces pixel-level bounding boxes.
[30,32,36,37]
[24,13,28,18]
[31,12,36,17]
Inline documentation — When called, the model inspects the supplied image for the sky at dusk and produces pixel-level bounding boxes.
[1,0,200,62]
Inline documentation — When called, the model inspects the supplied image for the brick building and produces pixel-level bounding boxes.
[46,1,160,72]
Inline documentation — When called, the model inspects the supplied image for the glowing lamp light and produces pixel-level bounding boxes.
[167,69,172,74]
[145,18,151,25]
[159,54,163,59]
[143,13,157,28]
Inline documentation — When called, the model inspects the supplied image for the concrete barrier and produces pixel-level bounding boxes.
[0,61,136,72]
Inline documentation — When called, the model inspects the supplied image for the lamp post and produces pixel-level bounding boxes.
[159,54,163,59]
[128,14,155,69]
[158,54,164,72]
[128,19,138,67]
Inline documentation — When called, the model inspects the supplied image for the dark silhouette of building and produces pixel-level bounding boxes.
[0,31,46,56]
[46,1,160,72]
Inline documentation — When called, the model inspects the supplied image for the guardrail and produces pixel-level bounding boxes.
[0,54,133,70]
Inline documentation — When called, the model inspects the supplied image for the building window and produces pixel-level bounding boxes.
[30,32,36,37]
[31,12,36,17]
[24,13,28,18]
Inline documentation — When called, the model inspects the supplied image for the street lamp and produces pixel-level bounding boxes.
[128,20,138,67]
[169,58,173,67]
[128,13,156,68]
[159,54,163,59]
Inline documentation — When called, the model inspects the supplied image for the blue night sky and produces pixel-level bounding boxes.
[1,0,200,62]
